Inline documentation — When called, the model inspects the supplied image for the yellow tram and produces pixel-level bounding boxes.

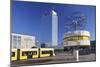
[11,49,17,61]
[40,48,55,58]
[11,48,55,61]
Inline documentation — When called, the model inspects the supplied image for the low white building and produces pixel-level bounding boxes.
[11,33,36,49]
[63,30,90,47]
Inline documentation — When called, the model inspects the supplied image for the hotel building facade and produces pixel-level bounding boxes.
[11,33,36,49]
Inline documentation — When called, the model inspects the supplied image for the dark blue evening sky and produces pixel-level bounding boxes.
[12,1,96,47]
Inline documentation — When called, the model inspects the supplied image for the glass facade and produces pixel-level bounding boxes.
[12,35,21,49]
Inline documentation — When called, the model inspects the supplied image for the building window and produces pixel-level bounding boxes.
[11,52,15,57]
[13,35,17,39]
[12,38,17,48]
[12,35,21,48]
[17,36,21,48]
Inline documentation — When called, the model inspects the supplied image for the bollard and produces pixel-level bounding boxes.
[76,50,79,61]
[73,50,79,62]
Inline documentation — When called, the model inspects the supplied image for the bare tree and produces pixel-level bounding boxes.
[65,12,87,31]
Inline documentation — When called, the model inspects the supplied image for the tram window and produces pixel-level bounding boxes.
[26,51,37,55]
[42,51,52,54]
[30,52,33,55]
[22,52,27,56]
[12,52,15,57]
[27,52,32,55]
[32,51,37,55]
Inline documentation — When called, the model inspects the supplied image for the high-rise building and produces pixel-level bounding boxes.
[52,10,58,47]
[41,9,58,47]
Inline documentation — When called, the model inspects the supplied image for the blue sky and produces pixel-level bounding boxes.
[12,1,96,47]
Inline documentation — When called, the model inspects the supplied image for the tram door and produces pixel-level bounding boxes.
[27,51,38,59]
[27,51,33,59]
[17,49,20,60]
[50,51,53,56]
